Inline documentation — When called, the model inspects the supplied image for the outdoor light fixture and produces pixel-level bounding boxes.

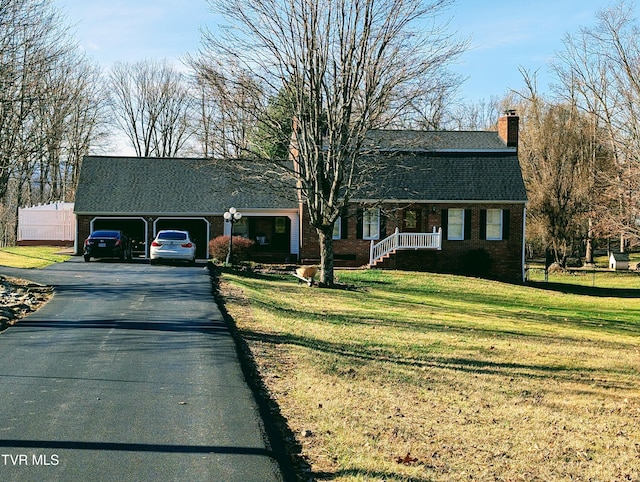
[223,207,243,264]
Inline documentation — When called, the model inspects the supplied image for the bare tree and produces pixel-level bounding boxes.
[552,1,640,252]
[517,71,614,266]
[109,59,194,157]
[0,0,106,245]
[198,0,466,285]
[188,65,264,158]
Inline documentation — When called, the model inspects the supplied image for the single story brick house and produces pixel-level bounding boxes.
[74,112,527,281]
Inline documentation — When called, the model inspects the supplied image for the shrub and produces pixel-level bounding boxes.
[461,248,492,277]
[208,236,255,264]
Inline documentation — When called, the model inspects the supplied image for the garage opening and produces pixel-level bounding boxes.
[92,217,147,257]
[155,218,209,259]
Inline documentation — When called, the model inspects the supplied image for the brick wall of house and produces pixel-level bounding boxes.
[300,202,525,281]
[299,205,373,266]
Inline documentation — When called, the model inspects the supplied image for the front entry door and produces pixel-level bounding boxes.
[402,209,421,232]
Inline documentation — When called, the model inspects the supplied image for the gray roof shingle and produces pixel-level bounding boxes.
[74,156,298,215]
[75,129,526,215]
[363,129,513,151]
[354,151,528,202]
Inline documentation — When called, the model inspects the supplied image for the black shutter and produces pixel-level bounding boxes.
[356,208,363,239]
[380,212,387,238]
[503,210,510,240]
[341,215,349,239]
[441,209,448,240]
[479,209,487,240]
[464,209,472,240]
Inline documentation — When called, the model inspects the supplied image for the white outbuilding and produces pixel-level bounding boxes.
[609,252,629,271]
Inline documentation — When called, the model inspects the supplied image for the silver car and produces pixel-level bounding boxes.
[149,230,196,265]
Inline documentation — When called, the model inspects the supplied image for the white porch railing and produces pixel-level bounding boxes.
[369,227,442,266]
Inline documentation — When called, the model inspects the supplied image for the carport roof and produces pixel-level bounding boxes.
[74,156,298,215]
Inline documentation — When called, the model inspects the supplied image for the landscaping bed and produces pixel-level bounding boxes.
[0,276,53,331]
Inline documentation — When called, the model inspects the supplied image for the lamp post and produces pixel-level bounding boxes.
[223,207,242,265]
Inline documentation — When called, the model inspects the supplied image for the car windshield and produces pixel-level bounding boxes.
[157,231,187,241]
[91,231,119,238]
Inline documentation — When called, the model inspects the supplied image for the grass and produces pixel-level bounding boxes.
[219,268,640,481]
[0,246,71,268]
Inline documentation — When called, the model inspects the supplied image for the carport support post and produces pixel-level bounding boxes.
[223,207,242,265]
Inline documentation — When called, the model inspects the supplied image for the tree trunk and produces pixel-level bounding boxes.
[585,217,594,265]
[317,227,335,287]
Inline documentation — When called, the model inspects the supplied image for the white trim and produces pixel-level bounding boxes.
[289,213,300,256]
[349,199,527,204]
[375,148,516,153]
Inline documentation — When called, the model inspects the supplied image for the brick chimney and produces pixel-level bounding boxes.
[498,109,519,149]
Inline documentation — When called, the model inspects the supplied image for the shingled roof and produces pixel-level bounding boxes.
[354,150,528,202]
[363,129,513,151]
[351,129,526,202]
[75,128,526,215]
[74,156,298,215]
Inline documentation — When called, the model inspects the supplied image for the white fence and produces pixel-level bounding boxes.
[18,202,76,242]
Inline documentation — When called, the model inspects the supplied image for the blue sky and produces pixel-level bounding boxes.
[58,0,626,103]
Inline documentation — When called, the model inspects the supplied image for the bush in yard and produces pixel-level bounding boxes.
[461,248,492,277]
[208,236,255,264]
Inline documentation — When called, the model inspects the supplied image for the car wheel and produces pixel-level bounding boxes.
[84,255,90,262]
[189,257,196,266]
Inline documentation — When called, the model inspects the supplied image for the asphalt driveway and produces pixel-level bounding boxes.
[0,258,284,481]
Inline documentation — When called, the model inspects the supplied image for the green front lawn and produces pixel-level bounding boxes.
[0,246,71,268]
[219,268,640,481]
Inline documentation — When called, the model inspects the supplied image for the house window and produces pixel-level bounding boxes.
[332,217,341,240]
[447,209,464,240]
[486,209,503,240]
[363,208,380,240]
[404,210,418,230]
[275,217,286,234]
[226,216,248,237]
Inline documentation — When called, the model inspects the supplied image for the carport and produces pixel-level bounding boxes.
[154,217,209,259]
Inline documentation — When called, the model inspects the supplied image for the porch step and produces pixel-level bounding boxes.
[370,250,395,267]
